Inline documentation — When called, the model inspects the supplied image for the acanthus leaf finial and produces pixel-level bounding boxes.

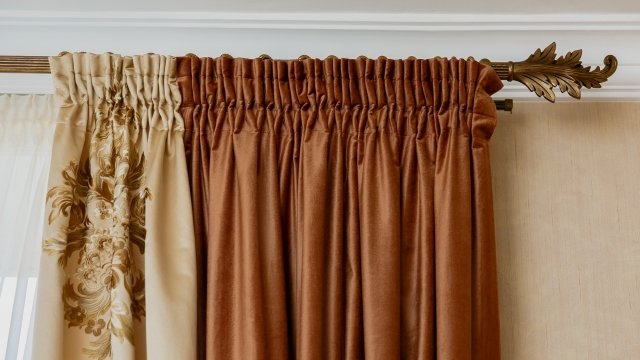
[489,42,618,102]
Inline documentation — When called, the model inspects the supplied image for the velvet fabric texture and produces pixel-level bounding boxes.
[177,55,503,360]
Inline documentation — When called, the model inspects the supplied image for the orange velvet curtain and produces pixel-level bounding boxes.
[177,55,503,360]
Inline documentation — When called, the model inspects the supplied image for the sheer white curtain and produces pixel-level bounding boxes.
[0,94,56,360]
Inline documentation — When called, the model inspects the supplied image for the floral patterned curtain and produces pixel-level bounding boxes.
[32,53,197,360]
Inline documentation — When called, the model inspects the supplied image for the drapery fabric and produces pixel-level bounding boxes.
[0,94,57,360]
[32,53,197,360]
[177,55,503,359]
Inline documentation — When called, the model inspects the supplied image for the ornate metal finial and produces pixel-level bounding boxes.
[484,42,618,102]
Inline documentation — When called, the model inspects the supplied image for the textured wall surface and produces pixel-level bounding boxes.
[492,102,640,360]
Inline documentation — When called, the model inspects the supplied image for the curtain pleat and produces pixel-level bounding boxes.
[32,52,196,360]
[128,54,198,360]
[177,55,503,360]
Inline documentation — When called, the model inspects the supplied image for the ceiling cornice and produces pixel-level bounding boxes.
[1,10,639,100]
[2,11,640,31]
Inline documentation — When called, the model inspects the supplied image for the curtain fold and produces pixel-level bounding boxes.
[177,55,503,360]
[128,54,198,360]
[0,94,57,360]
[32,52,196,360]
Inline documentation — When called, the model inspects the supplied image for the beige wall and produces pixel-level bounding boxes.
[492,102,640,360]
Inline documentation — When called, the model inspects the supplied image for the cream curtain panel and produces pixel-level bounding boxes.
[32,53,197,360]
[0,94,57,360]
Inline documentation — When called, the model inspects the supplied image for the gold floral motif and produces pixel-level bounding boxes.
[44,76,149,359]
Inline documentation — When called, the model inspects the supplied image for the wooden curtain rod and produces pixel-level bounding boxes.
[0,43,617,110]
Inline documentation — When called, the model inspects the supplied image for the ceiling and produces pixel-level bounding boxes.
[4,0,640,13]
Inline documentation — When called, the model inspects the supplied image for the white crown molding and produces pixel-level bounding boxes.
[1,10,639,100]
[2,11,640,31]
[498,84,640,101]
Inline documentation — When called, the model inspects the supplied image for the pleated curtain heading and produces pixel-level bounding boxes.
[32,53,197,360]
[26,52,503,360]
[177,55,502,360]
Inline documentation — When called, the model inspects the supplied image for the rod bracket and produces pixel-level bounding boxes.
[494,99,513,113]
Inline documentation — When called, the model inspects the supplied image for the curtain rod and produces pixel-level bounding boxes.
[0,43,617,111]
